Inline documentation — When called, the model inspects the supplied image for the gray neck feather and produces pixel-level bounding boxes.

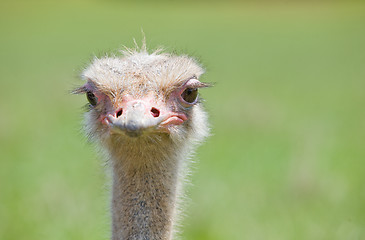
[109,137,182,240]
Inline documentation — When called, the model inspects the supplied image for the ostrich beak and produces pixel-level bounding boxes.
[104,100,187,137]
[105,100,164,137]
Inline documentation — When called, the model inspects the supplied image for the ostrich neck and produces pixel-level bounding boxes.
[109,139,181,240]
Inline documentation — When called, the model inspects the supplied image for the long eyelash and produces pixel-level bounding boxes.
[188,82,211,89]
[71,86,88,94]
[72,80,101,95]
[180,76,212,89]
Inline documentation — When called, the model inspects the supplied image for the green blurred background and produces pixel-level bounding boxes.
[1,0,364,239]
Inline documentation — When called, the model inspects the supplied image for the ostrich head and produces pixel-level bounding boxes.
[74,45,210,240]
[75,47,210,154]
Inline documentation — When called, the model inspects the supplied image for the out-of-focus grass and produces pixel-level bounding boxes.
[1,1,364,239]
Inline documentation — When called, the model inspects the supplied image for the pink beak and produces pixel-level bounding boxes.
[104,99,187,137]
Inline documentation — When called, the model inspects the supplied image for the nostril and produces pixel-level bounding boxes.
[150,107,160,118]
[116,108,123,118]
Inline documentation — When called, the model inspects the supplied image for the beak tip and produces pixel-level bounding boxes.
[124,121,140,132]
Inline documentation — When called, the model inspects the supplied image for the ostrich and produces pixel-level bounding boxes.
[74,44,210,240]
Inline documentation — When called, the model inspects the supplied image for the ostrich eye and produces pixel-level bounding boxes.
[86,91,98,106]
[181,88,198,104]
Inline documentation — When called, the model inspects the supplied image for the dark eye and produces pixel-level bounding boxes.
[86,91,98,106]
[181,88,198,104]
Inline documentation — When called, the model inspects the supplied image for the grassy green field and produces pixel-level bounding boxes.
[1,1,365,239]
